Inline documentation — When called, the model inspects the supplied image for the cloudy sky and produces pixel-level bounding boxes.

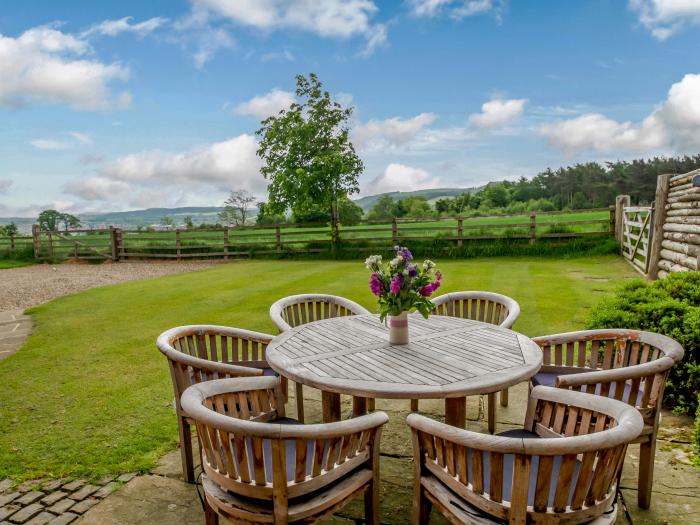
[1,0,699,217]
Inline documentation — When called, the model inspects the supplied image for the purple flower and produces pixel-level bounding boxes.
[394,245,413,262]
[431,280,441,292]
[389,274,403,295]
[369,273,384,296]
[435,271,442,281]
[419,280,441,297]
[407,264,417,278]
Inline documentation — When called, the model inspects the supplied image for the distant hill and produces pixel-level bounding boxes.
[354,187,477,212]
[0,188,480,231]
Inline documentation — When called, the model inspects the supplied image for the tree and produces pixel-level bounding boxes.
[0,223,18,237]
[256,73,364,243]
[223,190,256,226]
[59,213,81,231]
[367,195,396,221]
[183,216,194,229]
[161,216,174,229]
[38,210,64,231]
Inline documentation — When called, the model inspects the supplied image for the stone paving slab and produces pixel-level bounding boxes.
[0,310,30,362]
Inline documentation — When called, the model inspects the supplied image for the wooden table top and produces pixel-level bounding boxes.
[266,313,542,399]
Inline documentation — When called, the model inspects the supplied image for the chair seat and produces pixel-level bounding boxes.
[203,467,372,523]
[421,474,617,525]
[531,371,645,405]
[262,367,279,377]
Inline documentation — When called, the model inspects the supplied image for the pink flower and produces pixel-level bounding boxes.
[389,274,403,295]
[369,273,384,296]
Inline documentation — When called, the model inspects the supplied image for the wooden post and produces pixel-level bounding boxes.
[615,195,631,242]
[9,235,15,252]
[609,205,615,235]
[457,217,463,248]
[48,231,54,260]
[647,175,671,280]
[175,229,181,261]
[32,224,40,260]
[116,229,123,260]
[223,227,229,260]
[109,227,118,261]
[529,213,536,245]
[391,218,398,246]
[275,224,282,255]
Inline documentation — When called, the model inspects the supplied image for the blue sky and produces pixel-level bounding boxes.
[1,0,699,216]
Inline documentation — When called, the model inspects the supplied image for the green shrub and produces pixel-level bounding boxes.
[695,396,700,461]
[586,272,700,415]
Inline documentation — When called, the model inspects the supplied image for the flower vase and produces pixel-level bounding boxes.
[388,311,409,345]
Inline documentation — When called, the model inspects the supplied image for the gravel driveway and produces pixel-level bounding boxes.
[0,261,221,311]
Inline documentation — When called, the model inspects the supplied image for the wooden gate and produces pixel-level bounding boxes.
[34,228,115,261]
[621,206,653,274]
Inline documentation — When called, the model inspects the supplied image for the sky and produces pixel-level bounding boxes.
[1,0,699,217]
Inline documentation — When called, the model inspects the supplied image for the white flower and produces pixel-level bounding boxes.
[364,254,382,270]
[422,259,435,270]
[389,256,402,268]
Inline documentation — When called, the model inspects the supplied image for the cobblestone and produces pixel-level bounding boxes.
[67,498,97,515]
[66,486,97,501]
[24,513,54,525]
[7,502,42,523]
[0,481,13,493]
[0,507,19,521]
[38,493,64,507]
[93,483,117,499]
[44,501,72,516]
[46,513,77,525]
[14,494,42,507]
[0,494,19,507]
[115,473,137,483]
[55,483,81,494]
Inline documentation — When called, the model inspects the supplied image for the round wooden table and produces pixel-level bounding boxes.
[266,313,542,430]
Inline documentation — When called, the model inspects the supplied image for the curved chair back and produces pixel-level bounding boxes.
[182,377,388,508]
[269,294,371,332]
[408,386,643,524]
[532,329,684,412]
[431,291,520,328]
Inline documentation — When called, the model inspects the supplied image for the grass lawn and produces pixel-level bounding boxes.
[0,256,636,481]
[0,259,32,269]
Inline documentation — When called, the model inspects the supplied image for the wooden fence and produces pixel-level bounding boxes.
[25,209,615,262]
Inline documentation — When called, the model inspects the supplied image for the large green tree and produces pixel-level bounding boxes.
[256,73,364,242]
[37,210,80,232]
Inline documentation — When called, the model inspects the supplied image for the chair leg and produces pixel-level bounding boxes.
[178,416,196,484]
[411,399,419,412]
[368,398,376,412]
[295,382,305,423]
[413,486,432,525]
[280,376,289,402]
[638,438,657,509]
[500,388,508,407]
[487,393,496,434]
[204,501,219,525]
[364,480,380,525]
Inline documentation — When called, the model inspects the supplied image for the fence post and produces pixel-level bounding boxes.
[109,227,118,261]
[647,174,671,280]
[614,195,630,241]
[457,217,463,248]
[175,229,181,261]
[32,224,40,260]
[608,205,615,235]
[223,227,230,260]
[529,213,536,245]
[391,218,398,246]
[48,231,54,260]
[275,224,282,255]
[9,235,15,252]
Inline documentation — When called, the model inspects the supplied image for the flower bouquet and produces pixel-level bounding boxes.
[365,245,442,344]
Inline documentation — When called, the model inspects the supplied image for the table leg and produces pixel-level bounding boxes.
[322,391,341,422]
[487,393,496,434]
[353,396,368,417]
[445,397,466,428]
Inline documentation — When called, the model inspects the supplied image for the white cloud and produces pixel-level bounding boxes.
[190,0,387,54]
[469,98,527,129]
[0,179,12,194]
[261,49,295,62]
[30,132,93,150]
[540,73,700,154]
[0,25,130,110]
[235,89,295,119]
[629,0,700,40]
[81,16,168,38]
[408,0,499,20]
[353,112,437,150]
[192,27,235,68]
[66,135,265,208]
[365,163,441,194]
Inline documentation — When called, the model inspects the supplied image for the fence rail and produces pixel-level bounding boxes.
[20,208,615,262]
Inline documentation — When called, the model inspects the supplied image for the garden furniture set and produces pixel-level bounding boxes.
[157,291,684,524]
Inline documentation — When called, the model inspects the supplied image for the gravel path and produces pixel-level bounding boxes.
[0,261,222,311]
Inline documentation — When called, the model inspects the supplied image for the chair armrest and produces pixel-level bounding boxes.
[169,350,263,377]
[279,411,389,440]
[554,357,674,388]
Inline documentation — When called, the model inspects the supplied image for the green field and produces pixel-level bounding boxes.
[0,259,32,269]
[16,210,612,260]
[0,256,635,481]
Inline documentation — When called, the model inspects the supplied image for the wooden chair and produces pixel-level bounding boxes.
[157,325,277,483]
[181,376,388,525]
[415,291,521,431]
[531,329,684,509]
[408,385,644,525]
[270,294,372,418]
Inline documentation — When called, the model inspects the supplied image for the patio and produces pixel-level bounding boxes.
[68,383,698,524]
